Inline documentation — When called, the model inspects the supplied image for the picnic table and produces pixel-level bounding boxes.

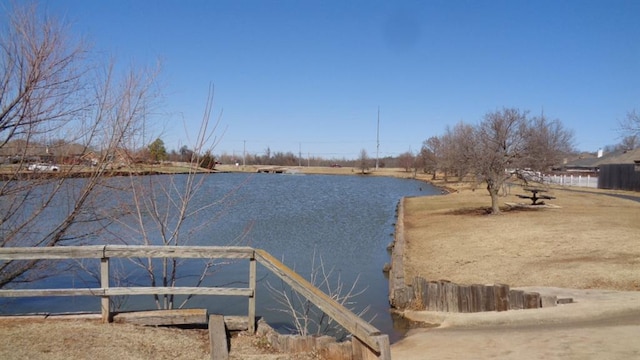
[517,187,556,205]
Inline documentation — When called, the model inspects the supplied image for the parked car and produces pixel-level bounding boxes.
[28,163,60,172]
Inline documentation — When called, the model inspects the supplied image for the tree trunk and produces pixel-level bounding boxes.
[487,183,501,214]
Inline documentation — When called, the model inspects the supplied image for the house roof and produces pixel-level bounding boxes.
[597,148,640,165]
[565,156,601,168]
[565,148,640,168]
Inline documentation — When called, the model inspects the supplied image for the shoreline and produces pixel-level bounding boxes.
[389,184,640,358]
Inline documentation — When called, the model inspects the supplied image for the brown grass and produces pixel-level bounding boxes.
[402,184,640,291]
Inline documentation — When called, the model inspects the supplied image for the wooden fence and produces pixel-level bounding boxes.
[0,245,389,359]
[599,163,640,191]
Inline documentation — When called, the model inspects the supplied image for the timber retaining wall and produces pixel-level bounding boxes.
[388,197,557,313]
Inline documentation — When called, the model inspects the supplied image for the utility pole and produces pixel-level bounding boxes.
[243,140,246,168]
[376,106,380,170]
[298,142,302,167]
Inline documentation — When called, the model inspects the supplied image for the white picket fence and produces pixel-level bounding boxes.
[544,174,598,188]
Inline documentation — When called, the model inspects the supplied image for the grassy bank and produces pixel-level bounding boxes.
[402,184,640,291]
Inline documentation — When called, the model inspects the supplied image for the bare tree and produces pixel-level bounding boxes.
[619,135,638,150]
[471,108,529,214]
[620,109,640,137]
[266,250,371,339]
[423,108,575,213]
[0,3,160,288]
[397,150,414,172]
[522,114,575,172]
[420,136,442,180]
[439,122,475,182]
[358,148,369,174]
[103,86,254,310]
[0,3,87,155]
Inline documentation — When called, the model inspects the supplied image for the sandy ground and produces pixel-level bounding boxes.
[392,287,640,359]
[392,184,640,359]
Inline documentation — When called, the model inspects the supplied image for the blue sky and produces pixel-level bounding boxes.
[23,1,640,159]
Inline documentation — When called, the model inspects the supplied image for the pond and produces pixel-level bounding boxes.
[1,172,441,342]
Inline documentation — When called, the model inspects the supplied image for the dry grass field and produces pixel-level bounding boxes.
[402,182,640,291]
[394,180,640,360]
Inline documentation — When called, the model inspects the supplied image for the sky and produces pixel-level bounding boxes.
[10,0,640,159]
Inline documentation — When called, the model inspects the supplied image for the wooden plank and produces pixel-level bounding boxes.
[373,334,391,360]
[255,249,383,354]
[248,256,256,333]
[209,315,229,360]
[509,290,525,310]
[0,287,252,298]
[0,245,255,260]
[470,284,485,312]
[484,285,496,311]
[457,285,472,313]
[412,277,428,309]
[524,292,541,309]
[353,334,391,360]
[425,282,440,311]
[222,316,249,331]
[105,287,252,296]
[103,245,254,259]
[321,341,352,360]
[113,309,208,326]
[494,284,510,312]
[101,257,110,323]
[418,278,429,310]
[284,335,316,353]
[0,288,106,297]
[444,282,458,312]
[0,245,105,260]
[436,280,449,311]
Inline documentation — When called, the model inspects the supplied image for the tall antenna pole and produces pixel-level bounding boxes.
[376,106,380,170]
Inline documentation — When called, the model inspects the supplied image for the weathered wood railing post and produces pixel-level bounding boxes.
[100,255,110,323]
[255,249,390,359]
[248,251,256,333]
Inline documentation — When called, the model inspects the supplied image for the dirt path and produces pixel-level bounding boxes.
[394,318,640,360]
[392,287,640,359]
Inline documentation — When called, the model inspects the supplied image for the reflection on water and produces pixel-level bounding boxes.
[1,173,440,343]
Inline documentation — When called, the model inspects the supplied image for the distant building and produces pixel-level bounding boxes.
[563,148,640,174]
[595,148,640,191]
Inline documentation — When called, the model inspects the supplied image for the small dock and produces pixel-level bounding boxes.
[256,166,289,174]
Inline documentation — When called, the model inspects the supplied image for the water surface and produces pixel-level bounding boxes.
[2,172,441,342]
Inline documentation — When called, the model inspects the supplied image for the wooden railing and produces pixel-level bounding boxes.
[0,245,390,359]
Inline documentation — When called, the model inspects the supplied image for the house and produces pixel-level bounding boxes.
[81,148,134,168]
[563,148,640,174]
[0,139,53,164]
[596,148,640,191]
